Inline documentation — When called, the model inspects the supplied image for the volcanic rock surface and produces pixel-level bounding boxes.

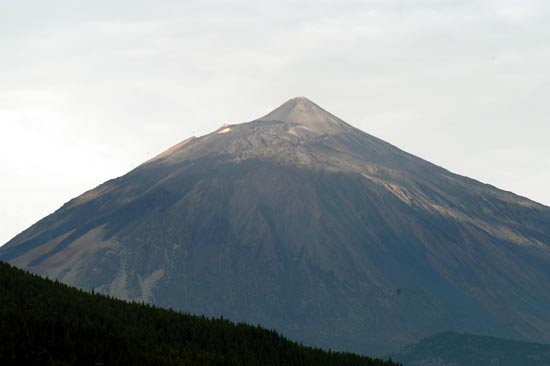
[2,97,550,355]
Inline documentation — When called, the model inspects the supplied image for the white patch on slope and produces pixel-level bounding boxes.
[218,127,232,134]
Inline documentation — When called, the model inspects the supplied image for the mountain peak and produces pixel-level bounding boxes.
[256,97,349,134]
[4,96,550,357]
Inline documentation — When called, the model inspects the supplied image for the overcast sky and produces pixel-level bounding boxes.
[1,0,549,245]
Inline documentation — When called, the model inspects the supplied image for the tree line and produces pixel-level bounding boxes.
[0,262,400,366]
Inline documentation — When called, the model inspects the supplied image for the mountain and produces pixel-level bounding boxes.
[2,97,550,355]
[392,332,550,366]
[0,261,397,366]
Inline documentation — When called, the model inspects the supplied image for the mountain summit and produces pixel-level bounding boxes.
[257,97,350,134]
[2,98,550,355]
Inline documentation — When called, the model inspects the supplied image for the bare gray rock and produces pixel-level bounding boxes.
[2,97,550,355]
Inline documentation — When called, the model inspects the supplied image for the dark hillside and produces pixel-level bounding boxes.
[0,261,398,366]
[392,332,550,366]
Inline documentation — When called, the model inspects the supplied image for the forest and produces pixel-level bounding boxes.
[0,262,399,366]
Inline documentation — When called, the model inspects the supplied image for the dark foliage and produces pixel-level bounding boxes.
[0,262,398,366]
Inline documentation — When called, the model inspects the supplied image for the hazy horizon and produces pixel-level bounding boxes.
[2,0,550,245]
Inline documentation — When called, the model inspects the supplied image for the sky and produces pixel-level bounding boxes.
[1,0,549,245]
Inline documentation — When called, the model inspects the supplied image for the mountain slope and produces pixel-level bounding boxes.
[392,332,550,366]
[0,261,397,366]
[2,97,550,355]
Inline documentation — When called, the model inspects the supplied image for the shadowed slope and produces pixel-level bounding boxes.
[0,261,398,366]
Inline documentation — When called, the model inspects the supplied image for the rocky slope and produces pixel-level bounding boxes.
[2,97,550,355]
